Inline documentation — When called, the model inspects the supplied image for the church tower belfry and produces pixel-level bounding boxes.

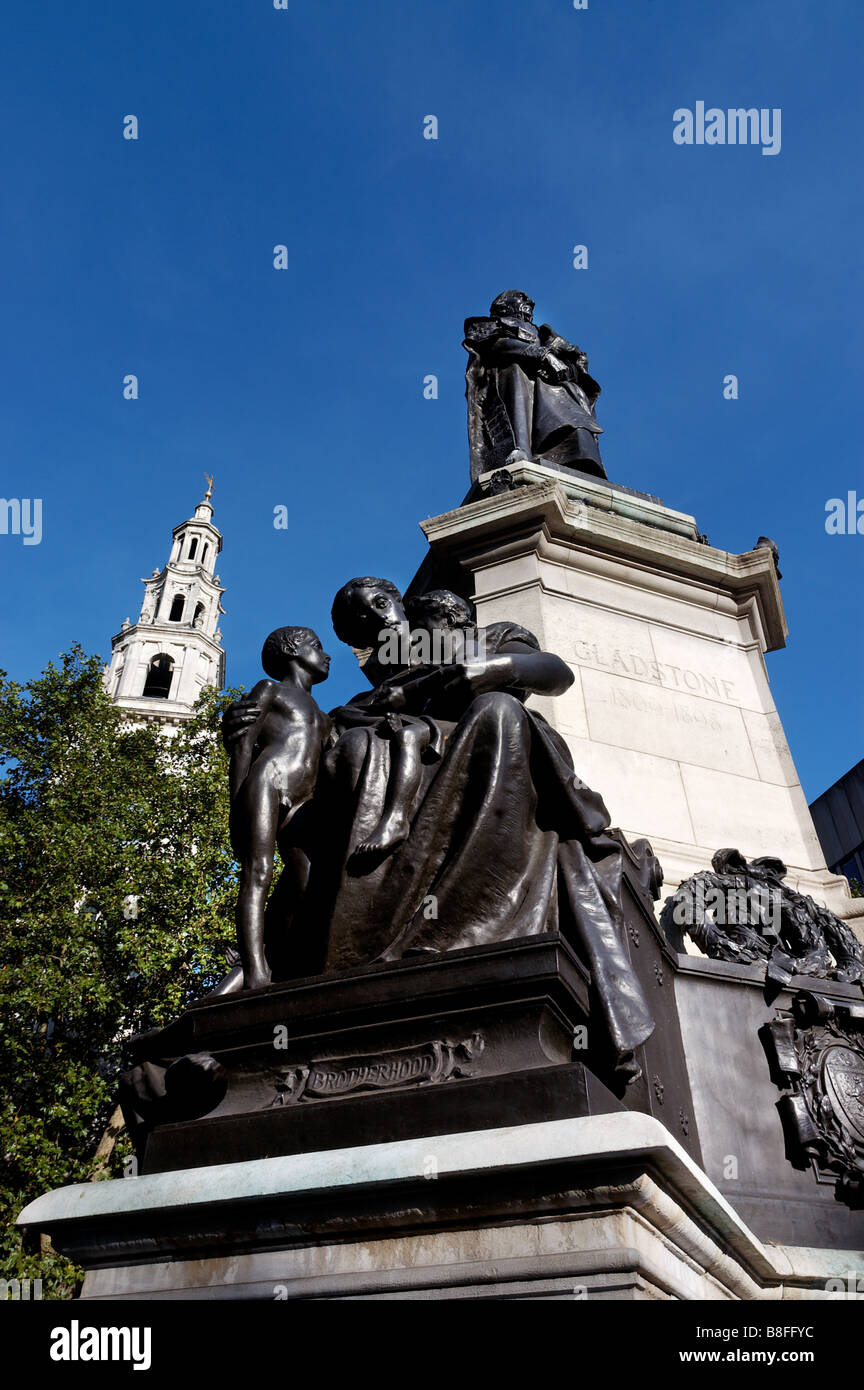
[105,480,226,725]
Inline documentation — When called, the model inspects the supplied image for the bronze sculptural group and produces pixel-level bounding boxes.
[212,291,662,1078]
[220,574,659,1081]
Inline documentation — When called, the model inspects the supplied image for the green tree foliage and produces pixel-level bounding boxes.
[0,647,239,1297]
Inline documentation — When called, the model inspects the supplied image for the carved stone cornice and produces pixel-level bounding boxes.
[420,477,787,652]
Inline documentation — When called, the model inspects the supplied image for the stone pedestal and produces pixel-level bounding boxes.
[18,1113,859,1300]
[410,462,856,922]
[121,935,618,1176]
[113,874,702,1175]
[673,955,864,1250]
[22,923,864,1295]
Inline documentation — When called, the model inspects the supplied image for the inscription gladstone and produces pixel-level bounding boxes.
[571,639,738,703]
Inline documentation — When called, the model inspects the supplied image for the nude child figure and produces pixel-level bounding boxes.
[224,626,332,990]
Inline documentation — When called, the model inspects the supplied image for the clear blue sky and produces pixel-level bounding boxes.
[1,0,861,800]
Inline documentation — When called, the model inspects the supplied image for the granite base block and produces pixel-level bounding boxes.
[19,1113,861,1300]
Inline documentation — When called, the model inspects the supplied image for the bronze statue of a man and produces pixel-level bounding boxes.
[464,289,605,480]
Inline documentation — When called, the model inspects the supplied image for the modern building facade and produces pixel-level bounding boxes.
[810,759,864,886]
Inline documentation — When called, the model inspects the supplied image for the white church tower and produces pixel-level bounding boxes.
[105,480,226,726]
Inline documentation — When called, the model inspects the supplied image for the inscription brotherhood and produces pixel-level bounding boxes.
[269,1034,485,1105]
[572,639,739,703]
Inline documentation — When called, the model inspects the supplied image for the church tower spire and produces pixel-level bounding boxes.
[105,482,226,726]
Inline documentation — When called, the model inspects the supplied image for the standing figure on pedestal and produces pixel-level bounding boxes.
[464,289,606,481]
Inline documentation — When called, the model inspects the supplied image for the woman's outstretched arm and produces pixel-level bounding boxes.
[447,642,574,699]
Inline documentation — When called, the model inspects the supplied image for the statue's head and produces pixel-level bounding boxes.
[405,589,475,632]
[261,626,330,683]
[331,577,406,648]
[710,848,788,886]
[710,848,749,877]
[490,289,534,323]
[749,857,788,886]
